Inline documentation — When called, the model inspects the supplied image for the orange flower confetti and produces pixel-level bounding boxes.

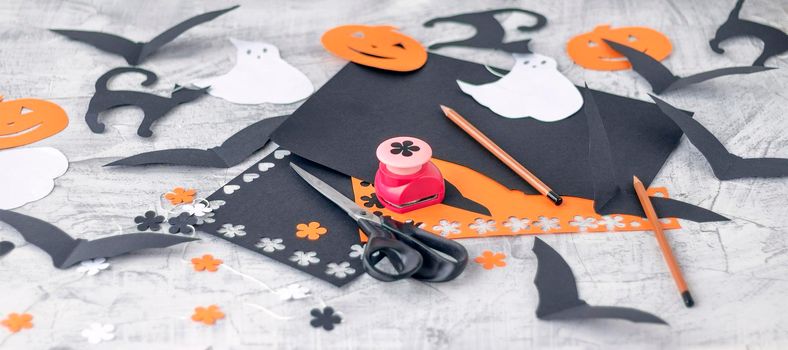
[1,313,33,333]
[474,250,506,270]
[191,305,225,325]
[296,221,327,240]
[191,254,223,272]
[165,187,196,205]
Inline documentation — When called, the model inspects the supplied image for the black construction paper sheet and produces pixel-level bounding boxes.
[86,67,208,138]
[423,9,547,53]
[271,53,726,223]
[51,6,239,65]
[0,241,14,258]
[532,237,668,324]
[197,150,364,287]
[106,115,287,168]
[710,0,788,66]
[604,39,774,94]
[651,95,788,180]
[583,87,727,221]
[0,209,198,269]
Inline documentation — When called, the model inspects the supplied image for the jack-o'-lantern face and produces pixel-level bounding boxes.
[567,25,672,71]
[0,97,69,150]
[321,25,428,72]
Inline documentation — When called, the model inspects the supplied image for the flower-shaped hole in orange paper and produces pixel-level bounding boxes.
[474,250,506,270]
[1,313,33,333]
[191,305,224,325]
[165,187,196,205]
[296,222,327,240]
[191,254,223,272]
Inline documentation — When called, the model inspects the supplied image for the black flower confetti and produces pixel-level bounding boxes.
[168,212,197,234]
[390,140,420,157]
[134,211,165,231]
[310,307,342,331]
[360,193,384,209]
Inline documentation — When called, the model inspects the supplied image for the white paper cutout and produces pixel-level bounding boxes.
[457,53,583,122]
[195,38,314,105]
[0,147,68,209]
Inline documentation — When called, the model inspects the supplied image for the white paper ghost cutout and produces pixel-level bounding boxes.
[457,53,583,122]
[0,147,69,209]
[195,38,314,105]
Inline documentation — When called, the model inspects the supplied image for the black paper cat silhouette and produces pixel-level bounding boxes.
[709,0,788,66]
[86,67,207,137]
[423,8,547,53]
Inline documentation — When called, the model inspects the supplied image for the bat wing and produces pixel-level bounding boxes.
[62,233,199,268]
[532,237,588,318]
[0,209,79,268]
[725,156,788,179]
[50,29,141,65]
[665,66,775,93]
[533,237,668,325]
[543,305,668,324]
[651,95,742,179]
[140,5,240,63]
[650,196,729,222]
[582,86,622,212]
[105,148,227,168]
[212,115,287,166]
[604,39,678,94]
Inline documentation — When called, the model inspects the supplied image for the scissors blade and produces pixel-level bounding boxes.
[289,162,367,220]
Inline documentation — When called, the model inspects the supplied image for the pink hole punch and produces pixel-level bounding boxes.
[374,137,445,213]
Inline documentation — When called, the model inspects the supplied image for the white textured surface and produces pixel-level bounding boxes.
[0,0,786,349]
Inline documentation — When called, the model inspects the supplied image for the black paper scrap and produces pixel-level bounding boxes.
[51,6,239,65]
[532,237,668,324]
[197,150,364,287]
[271,53,726,223]
[106,115,287,168]
[423,8,547,53]
[582,86,727,222]
[0,209,198,268]
[0,241,14,258]
[710,0,788,66]
[86,67,208,137]
[604,39,774,94]
[651,95,788,180]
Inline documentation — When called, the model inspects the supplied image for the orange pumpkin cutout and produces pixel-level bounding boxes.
[353,158,680,240]
[567,25,672,71]
[321,25,428,72]
[0,96,68,150]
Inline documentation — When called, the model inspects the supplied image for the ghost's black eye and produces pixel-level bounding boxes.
[257,55,261,59]
[523,60,530,64]
[541,60,546,64]
[393,43,405,49]
[263,48,268,53]
[246,49,251,55]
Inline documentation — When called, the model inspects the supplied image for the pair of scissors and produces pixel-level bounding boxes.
[290,163,469,282]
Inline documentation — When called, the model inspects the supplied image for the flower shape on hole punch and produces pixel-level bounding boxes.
[390,140,420,157]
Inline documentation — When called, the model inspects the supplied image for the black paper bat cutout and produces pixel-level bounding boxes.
[582,86,728,221]
[0,241,14,258]
[709,0,788,66]
[604,39,774,94]
[0,209,198,268]
[86,67,208,137]
[532,237,668,324]
[51,5,239,65]
[423,8,547,53]
[105,115,288,168]
[651,95,788,180]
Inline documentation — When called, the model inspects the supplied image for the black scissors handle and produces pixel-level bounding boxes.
[358,218,423,282]
[381,217,468,282]
[360,216,468,283]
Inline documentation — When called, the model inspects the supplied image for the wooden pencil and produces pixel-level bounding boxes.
[440,105,562,205]
[633,175,694,307]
